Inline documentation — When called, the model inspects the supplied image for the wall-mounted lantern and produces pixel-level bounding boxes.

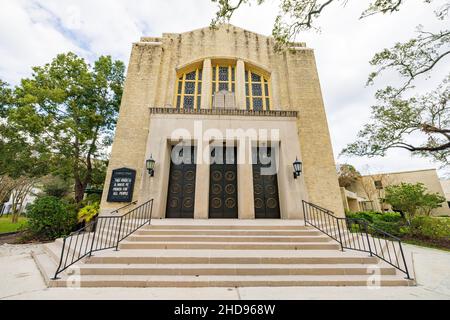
[293,157,302,179]
[146,155,155,176]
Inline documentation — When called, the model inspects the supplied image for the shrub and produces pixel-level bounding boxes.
[408,216,450,240]
[371,220,404,237]
[346,211,379,223]
[346,211,403,223]
[78,202,99,223]
[27,196,77,240]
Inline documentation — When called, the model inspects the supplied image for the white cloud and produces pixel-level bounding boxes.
[0,0,448,177]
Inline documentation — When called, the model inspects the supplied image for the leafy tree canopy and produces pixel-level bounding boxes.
[2,52,125,202]
[385,182,446,222]
[212,0,450,168]
[337,163,361,188]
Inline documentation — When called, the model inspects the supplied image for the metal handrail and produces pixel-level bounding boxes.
[302,200,411,279]
[110,201,137,215]
[52,199,154,279]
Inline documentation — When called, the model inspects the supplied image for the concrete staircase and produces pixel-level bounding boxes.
[32,220,414,287]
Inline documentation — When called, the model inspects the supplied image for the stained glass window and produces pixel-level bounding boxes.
[245,69,271,110]
[212,64,236,103]
[175,68,202,110]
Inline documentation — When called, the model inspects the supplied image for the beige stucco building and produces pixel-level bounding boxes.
[440,179,450,210]
[342,169,450,216]
[100,24,343,220]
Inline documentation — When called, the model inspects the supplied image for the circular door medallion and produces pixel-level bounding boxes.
[169,198,179,208]
[225,198,236,208]
[184,183,194,194]
[254,198,264,209]
[267,198,277,209]
[185,170,195,181]
[211,197,222,209]
[225,184,235,194]
[170,183,181,194]
[183,197,194,208]
[212,171,222,181]
[212,184,222,194]
[172,170,182,180]
[266,185,275,194]
[254,184,263,195]
[225,171,236,181]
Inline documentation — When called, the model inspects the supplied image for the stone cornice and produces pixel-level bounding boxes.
[149,107,298,118]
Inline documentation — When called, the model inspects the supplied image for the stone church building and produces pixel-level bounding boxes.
[100,24,344,219]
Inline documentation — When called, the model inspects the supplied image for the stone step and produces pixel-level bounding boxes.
[50,274,413,288]
[126,235,332,243]
[77,263,397,276]
[87,249,379,265]
[135,229,322,236]
[143,224,307,230]
[118,241,340,250]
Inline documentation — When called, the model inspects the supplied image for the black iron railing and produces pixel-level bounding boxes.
[302,201,411,279]
[53,199,154,279]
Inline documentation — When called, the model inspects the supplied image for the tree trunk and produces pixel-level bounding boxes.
[74,178,85,203]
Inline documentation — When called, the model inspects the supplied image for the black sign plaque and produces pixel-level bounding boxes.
[107,168,136,203]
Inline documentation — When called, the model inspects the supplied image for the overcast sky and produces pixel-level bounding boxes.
[1,0,448,178]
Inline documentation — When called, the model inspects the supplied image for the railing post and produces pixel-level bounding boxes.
[115,217,123,251]
[52,237,66,280]
[336,218,344,251]
[364,221,373,257]
[398,240,411,279]
[88,219,98,257]
[302,201,307,226]
[149,200,153,225]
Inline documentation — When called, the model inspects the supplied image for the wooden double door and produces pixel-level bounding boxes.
[252,147,281,219]
[166,146,197,218]
[209,147,238,219]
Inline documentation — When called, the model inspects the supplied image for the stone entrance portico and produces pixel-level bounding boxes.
[133,109,308,220]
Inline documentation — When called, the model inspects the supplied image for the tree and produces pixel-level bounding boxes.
[9,176,37,223]
[384,182,446,223]
[5,53,125,203]
[41,175,72,199]
[337,163,361,188]
[211,1,434,47]
[211,0,450,167]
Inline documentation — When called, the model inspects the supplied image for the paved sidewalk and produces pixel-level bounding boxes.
[0,242,448,300]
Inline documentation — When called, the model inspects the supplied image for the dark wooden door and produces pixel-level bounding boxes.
[252,147,280,219]
[209,147,238,219]
[166,146,196,218]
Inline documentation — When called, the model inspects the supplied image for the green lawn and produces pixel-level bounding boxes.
[0,216,28,234]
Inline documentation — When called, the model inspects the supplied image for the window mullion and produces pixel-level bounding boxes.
[248,71,253,110]
[194,68,198,110]
[181,73,186,109]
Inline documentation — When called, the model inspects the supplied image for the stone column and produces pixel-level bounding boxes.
[194,143,209,219]
[238,141,255,219]
[236,60,246,110]
[201,59,212,109]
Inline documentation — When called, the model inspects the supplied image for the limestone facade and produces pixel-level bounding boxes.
[100,24,344,219]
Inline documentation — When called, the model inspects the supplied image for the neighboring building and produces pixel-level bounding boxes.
[100,24,344,219]
[1,187,39,215]
[341,169,450,216]
[440,179,450,211]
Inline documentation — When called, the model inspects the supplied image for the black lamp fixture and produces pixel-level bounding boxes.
[146,155,155,177]
[293,157,302,179]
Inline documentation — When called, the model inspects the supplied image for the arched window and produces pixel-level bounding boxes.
[175,68,202,110]
[212,64,236,97]
[245,69,271,111]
